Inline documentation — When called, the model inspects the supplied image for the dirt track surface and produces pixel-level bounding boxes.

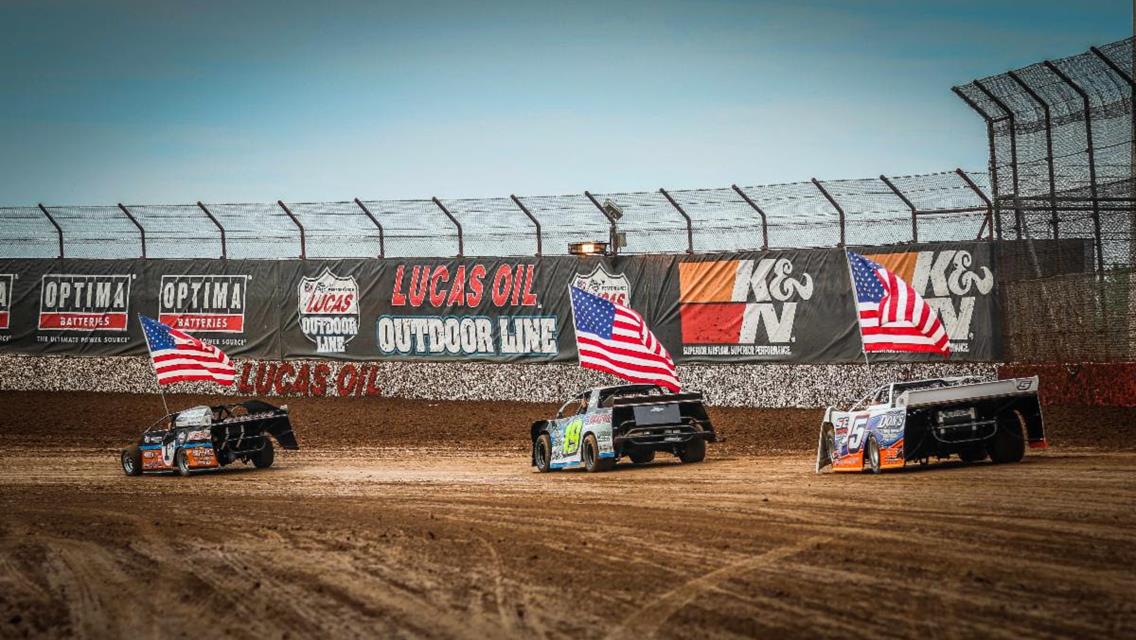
[1,392,1135,639]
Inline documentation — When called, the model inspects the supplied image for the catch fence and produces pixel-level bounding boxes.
[954,36,1135,273]
[0,170,996,260]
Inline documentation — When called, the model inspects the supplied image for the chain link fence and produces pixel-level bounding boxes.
[0,169,996,260]
[954,36,1134,273]
[955,37,1135,363]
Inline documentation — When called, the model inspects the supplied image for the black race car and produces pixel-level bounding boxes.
[121,400,298,477]
[531,384,717,472]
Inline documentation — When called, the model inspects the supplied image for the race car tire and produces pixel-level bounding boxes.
[121,446,142,476]
[987,413,1025,464]
[958,447,987,463]
[582,434,615,473]
[678,437,706,464]
[629,449,655,464]
[865,436,881,474]
[252,439,275,469]
[533,433,553,472]
[175,449,191,477]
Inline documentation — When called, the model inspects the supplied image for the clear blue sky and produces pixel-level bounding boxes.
[0,0,1129,205]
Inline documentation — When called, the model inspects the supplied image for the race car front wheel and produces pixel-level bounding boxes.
[121,446,142,477]
[175,449,191,477]
[533,433,552,472]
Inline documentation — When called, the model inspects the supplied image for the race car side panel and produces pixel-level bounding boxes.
[139,442,218,472]
[183,443,220,469]
[828,408,907,472]
[547,409,615,470]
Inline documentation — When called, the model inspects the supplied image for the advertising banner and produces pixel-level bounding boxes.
[673,249,862,362]
[853,243,999,360]
[0,243,1003,363]
[144,260,281,357]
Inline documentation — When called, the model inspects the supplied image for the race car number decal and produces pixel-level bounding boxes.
[846,415,869,452]
[563,418,583,455]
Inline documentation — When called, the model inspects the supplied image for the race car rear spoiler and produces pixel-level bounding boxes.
[610,392,705,407]
[226,400,299,450]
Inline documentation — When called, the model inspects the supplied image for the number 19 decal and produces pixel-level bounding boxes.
[563,418,583,455]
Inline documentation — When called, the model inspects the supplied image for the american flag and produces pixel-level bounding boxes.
[847,251,950,355]
[140,315,236,385]
[569,286,680,392]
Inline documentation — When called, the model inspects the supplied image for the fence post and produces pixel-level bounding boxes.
[1090,45,1135,83]
[584,191,619,255]
[1006,70,1060,241]
[430,197,464,257]
[658,188,694,254]
[1090,45,1136,272]
[973,79,1022,239]
[37,204,64,258]
[952,86,1004,239]
[810,178,845,246]
[878,176,918,243]
[1044,60,1105,274]
[196,202,227,259]
[276,200,306,259]
[956,169,995,241]
[116,203,146,258]
[353,198,385,258]
[510,194,542,256]
[730,185,769,250]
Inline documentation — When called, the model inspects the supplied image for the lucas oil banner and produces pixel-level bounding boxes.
[0,243,1001,363]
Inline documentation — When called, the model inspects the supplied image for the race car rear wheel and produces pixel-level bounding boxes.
[175,449,191,477]
[533,433,552,472]
[582,434,615,473]
[865,436,881,474]
[253,439,275,469]
[958,447,987,463]
[987,412,1026,464]
[678,437,706,464]
[121,446,142,477]
[629,449,655,464]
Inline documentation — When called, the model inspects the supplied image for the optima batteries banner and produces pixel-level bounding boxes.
[0,260,280,357]
[0,244,1001,362]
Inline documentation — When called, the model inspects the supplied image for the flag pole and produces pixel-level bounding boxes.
[139,315,171,417]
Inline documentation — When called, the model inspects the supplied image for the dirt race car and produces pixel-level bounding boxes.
[121,400,298,477]
[816,376,1046,474]
[531,384,717,472]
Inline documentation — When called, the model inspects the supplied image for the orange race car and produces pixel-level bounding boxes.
[816,376,1046,473]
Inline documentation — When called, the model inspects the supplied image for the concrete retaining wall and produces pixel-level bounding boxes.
[0,355,999,408]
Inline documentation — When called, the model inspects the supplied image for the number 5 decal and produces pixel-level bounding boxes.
[847,415,868,452]
[563,418,583,455]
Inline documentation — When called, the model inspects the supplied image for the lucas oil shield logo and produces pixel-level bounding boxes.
[572,265,630,305]
[159,275,248,333]
[38,274,131,331]
[678,257,814,357]
[298,268,359,353]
